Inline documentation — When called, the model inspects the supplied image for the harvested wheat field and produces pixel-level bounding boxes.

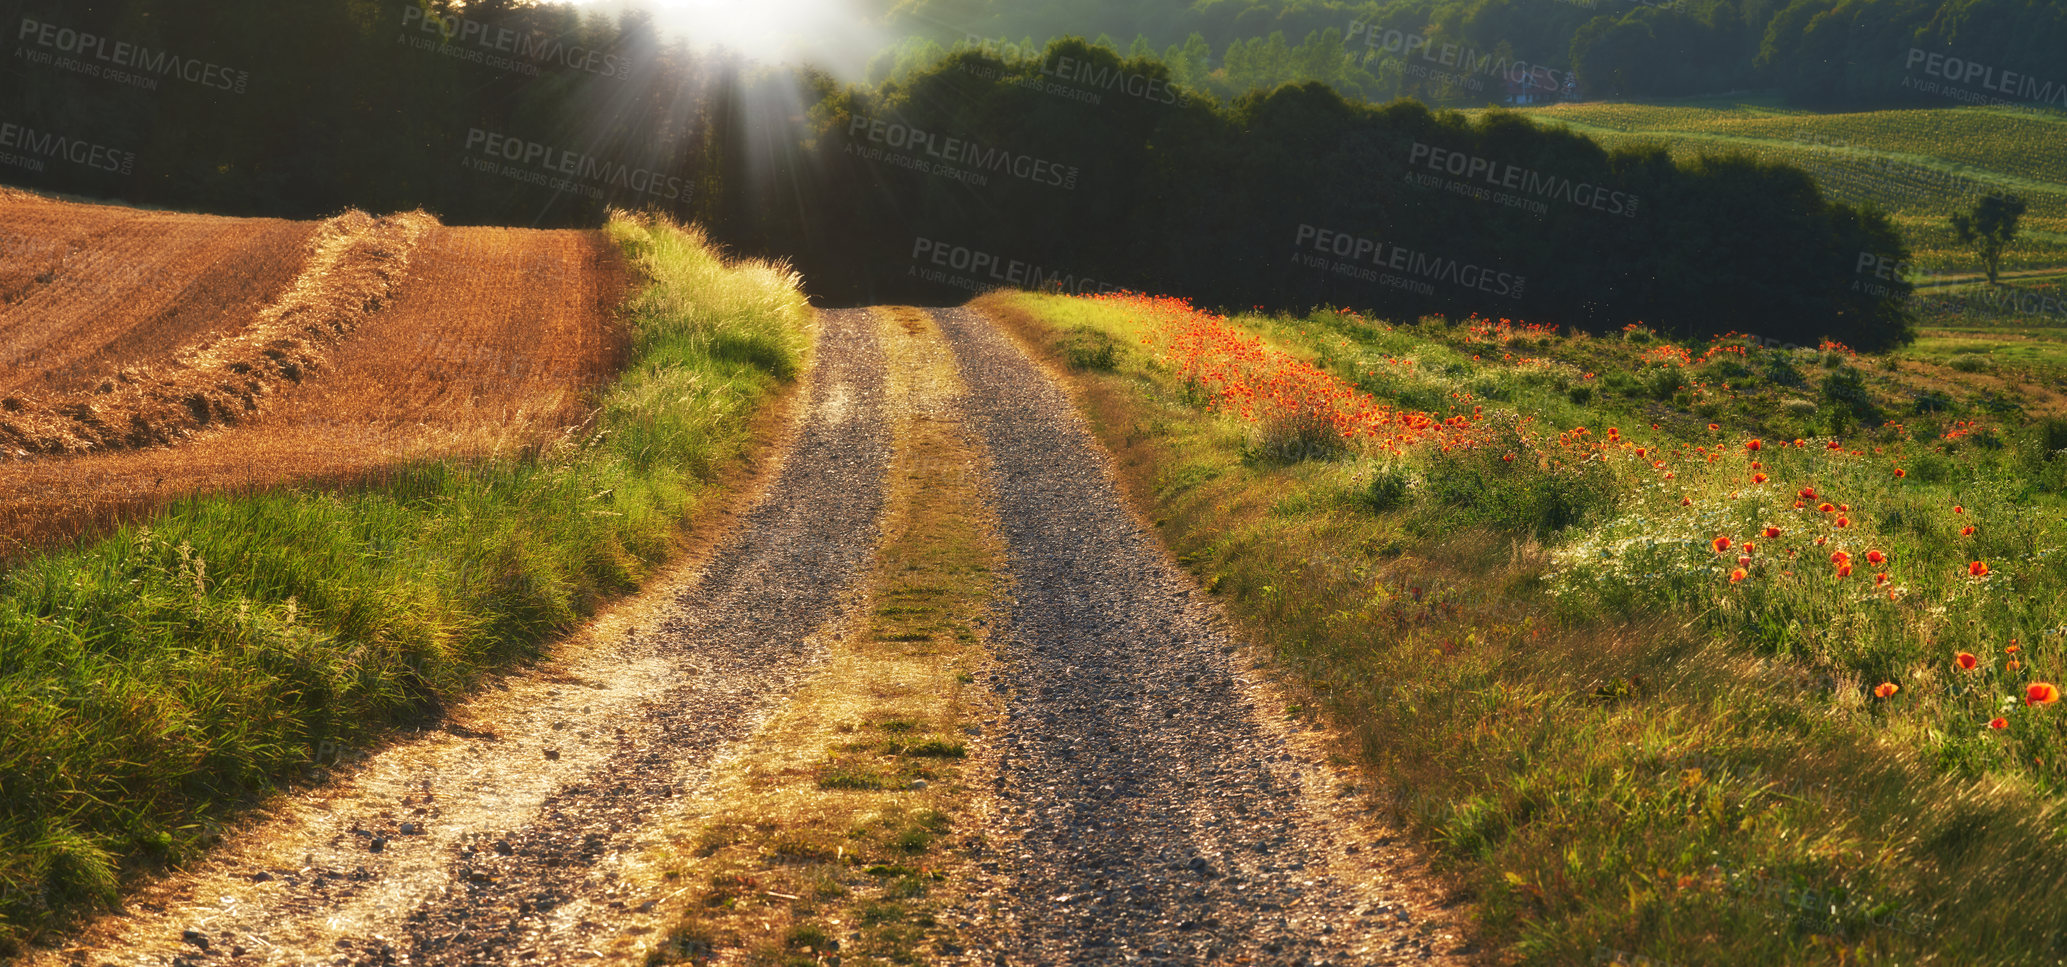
[0,192,630,556]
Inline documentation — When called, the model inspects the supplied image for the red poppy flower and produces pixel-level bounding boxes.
[2026,682,2060,705]
[1762,526,1782,539]
[1818,503,1836,513]
[1837,563,1854,577]
[1961,525,1976,536]
[1737,555,1753,567]
[1874,682,1898,698]
[1831,550,1851,564]
[1729,568,1748,584]
[1708,423,1720,431]
[1989,717,2008,730]
[1970,561,1990,578]
[1799,487,1816,500]
[1746,440,1762,451]
[1954,505,1965,514]
[1680,497,1692,507]
[1956,652,1978,671]
[1866,550,1886,565]
[1835,517,1850,528]
[1894,468,1907,478]
[2007,644,2021,654]
[1874,573,1889,585]
[1751,473,1768,484]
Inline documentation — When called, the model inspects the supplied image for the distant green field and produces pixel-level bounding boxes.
[1481,97,2067,275]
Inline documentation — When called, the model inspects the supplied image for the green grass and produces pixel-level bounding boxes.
[0,212,812,953]
[988,289,2067,965]
[1474,98,2067,277]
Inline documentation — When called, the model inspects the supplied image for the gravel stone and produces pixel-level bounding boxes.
[932,307,1463,966]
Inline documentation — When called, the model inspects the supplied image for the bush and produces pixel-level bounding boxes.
[1363,464,1413,513]
[1820,367,1882,424]
[1060,325,1121,371]
[1417,417,1617,540]
[1647,366,1687,400]
[1566,384,1594,405]
[1950,356,1989,373]
[1762,356,1807,388]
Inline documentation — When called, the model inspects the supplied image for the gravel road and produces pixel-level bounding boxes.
[28,308,890,967]
[932,307,1473,967]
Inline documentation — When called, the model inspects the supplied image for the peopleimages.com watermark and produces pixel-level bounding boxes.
[461,127,687,204]
[1292,224,1526,299]
[909,236,1126,296]
[1902,48,2067,109]
[1405,141,1639,218]
[846,115,1080,190]
[15,17,249,94]
[400,4,631,79]
[1345,21,1567,94]
[958,35,1179,107]
[1859,251,2067,321]
[0,119,135,176]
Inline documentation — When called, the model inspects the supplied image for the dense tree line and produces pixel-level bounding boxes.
[718,40,1913,348]
[886,0,2067,108]
[1,3,1913,348]
[0,0,702,224]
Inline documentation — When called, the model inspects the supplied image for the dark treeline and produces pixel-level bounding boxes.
[0,0,705,224]
[717,40,1913,348]
[1,2,1913,348]
[886,0,2067,109]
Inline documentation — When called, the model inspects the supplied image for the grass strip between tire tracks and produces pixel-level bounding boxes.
[651,306,1004,967]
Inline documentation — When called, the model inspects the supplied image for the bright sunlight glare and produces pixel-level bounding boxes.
[575,0,890,77]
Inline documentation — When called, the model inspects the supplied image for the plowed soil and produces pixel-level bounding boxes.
[0,194,315,396]
[0,193,630,557]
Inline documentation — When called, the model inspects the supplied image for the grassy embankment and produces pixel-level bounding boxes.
[0,213,812,953]
[981,289,2067,965]
[652,306,1005,966]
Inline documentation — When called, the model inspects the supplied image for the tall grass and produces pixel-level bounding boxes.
[985,291,2067,965]
[0,212,811,952]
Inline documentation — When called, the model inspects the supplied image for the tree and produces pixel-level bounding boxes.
[1952,193,2029,285]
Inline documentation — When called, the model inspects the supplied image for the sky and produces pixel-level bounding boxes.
[570,0,895,77]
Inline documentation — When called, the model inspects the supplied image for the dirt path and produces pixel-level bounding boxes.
[932,307,1474,966]
[22,308,888,967]
[26,303,1471,966]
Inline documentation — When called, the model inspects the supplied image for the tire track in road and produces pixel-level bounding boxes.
[24,308,890,967]
[932,306,1473,967]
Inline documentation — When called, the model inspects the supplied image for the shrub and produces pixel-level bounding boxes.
[1762,356,1807,388]
[1060,325,1121,371]
[1363,463,1414,513]
[1417,416,1617,540]
[1566,384,1594,405]
[1950,355,1989,374]
[1820,367,1882,424]
[1646,367,1687,400]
